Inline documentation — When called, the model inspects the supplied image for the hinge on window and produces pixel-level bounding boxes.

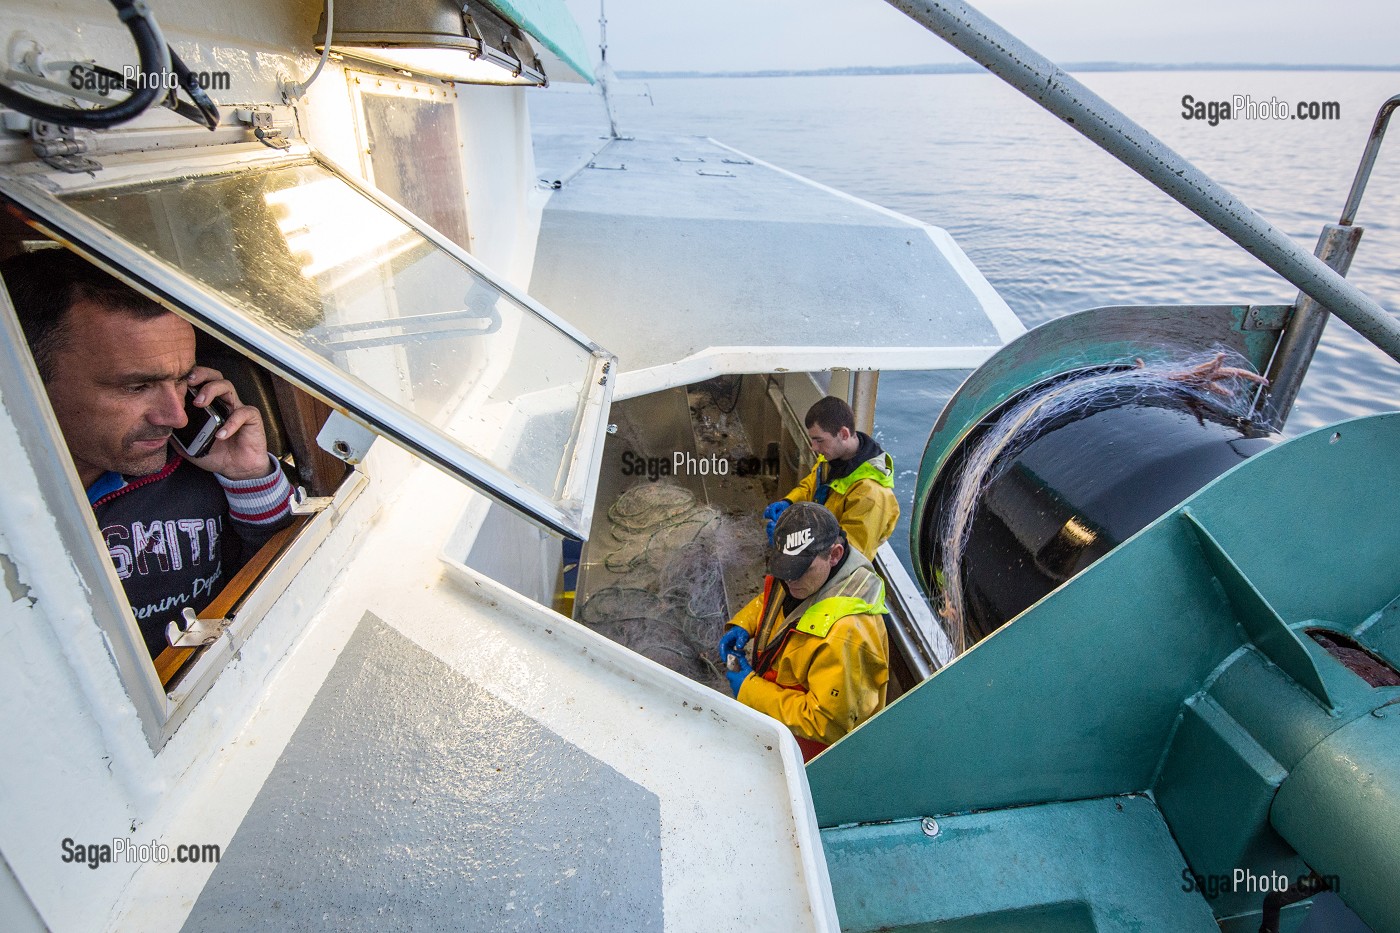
[166,607,232,649]
[236,108,291,150]
[30,121,101,173]
[290,486,334,515]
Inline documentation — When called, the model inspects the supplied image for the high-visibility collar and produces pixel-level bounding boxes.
[794,563,887,638]
[763,548,887,641]
[824,452,895,496]
[752,549,888,670]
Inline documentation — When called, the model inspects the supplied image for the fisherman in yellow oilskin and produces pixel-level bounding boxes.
[720,502,889,762]
[763,396,899,561]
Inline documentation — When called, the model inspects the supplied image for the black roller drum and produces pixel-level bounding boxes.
[923,383,1275,646]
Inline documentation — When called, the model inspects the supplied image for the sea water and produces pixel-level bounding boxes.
[531,70,1400,564]
[534,72,1391,931]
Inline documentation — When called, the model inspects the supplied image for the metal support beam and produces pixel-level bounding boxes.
[1259,224,1362,428]
[827,368,852,409]
[883,0,1400,364]
[1261,94,1399,427]
[1339,94,1400,227]
[851,370,879,435]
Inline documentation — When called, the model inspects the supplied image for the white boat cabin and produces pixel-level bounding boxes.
[0,1,1018,929]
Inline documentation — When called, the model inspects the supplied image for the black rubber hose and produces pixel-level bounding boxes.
[0,0,165,129]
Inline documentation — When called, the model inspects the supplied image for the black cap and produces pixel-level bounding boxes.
[768,502,841,580]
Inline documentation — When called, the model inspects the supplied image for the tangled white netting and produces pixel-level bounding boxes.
[935,351,1267,655]
[579,482,767,690]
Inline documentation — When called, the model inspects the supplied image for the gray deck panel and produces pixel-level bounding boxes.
[183,613,662,931]
[545,135,912,225]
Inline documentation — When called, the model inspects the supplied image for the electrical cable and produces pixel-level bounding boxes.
[139,0,174,83]
[284,0,334,101]
[0,0,166,129]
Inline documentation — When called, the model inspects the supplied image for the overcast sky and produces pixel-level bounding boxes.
[561,0,1400,73]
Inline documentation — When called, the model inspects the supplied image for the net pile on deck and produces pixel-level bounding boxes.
[579,482,766,692]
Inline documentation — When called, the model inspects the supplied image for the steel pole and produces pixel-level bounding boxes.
[1339,94,1400,227]
[852,370,880,435]
[1260,224,1362,428]
[883,0,1400,364]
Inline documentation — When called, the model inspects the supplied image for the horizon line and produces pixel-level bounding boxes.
[615,62,1400,80]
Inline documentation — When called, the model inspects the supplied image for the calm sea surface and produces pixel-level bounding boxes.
[531,71,1400,561]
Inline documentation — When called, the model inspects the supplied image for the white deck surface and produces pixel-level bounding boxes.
[530,132,1023,398]
[107,457,838,932]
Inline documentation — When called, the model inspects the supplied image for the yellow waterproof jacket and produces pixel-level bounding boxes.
[786,448,899,560]
[730,550,889,747]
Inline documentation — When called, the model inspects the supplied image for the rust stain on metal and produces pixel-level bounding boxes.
[1307,628,1400,688]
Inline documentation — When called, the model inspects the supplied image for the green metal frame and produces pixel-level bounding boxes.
[817,412,1400,931]
[487,0,594,80]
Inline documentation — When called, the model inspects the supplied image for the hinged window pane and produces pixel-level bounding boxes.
[0,148,613,536]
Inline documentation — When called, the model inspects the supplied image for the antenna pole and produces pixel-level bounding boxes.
[595,0,621,138]
[599,0,608,62]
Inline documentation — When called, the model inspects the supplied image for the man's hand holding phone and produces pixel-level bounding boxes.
[177,366,273,481]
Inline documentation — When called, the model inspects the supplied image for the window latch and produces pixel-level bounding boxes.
[290,485,334,515]
[166,607,232,649]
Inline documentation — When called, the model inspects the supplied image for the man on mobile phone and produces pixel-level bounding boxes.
[3,250,294,659]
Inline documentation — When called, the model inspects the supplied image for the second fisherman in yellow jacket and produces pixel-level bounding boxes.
[763,396,900,560]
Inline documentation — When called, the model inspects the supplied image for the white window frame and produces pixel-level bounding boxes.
[0,278,365,747]
[0,143,614,537]
[0,141,615,747]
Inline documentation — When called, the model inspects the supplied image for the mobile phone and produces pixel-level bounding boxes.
[172,387,232,458]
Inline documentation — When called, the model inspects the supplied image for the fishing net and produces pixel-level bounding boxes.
[936,350,1267,655]
[580,479,767,692]
[609,483,696,533]
[577,586,664,626]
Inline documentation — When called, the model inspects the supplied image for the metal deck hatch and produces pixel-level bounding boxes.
[0,143,614,537]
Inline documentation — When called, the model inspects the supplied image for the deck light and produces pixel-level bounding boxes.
[315,0,547,86]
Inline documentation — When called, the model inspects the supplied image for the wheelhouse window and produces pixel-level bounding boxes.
[0,230,364,737]
[0,145,613,536]
[350,72,472,251]
[0,143,614,745]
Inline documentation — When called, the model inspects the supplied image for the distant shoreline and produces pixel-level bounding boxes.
[617,62,1400,80]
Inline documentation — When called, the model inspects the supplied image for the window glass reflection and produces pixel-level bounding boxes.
[63,160,594,505]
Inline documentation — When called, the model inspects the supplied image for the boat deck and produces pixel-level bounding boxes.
[529,131,1023,399]
[81,455,838,932]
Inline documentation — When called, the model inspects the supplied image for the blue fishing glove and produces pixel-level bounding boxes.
[725,651,753,697]
[764,499,791,543]
[718,625,749,660]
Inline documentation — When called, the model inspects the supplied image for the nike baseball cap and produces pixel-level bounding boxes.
[768,502,841,580]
